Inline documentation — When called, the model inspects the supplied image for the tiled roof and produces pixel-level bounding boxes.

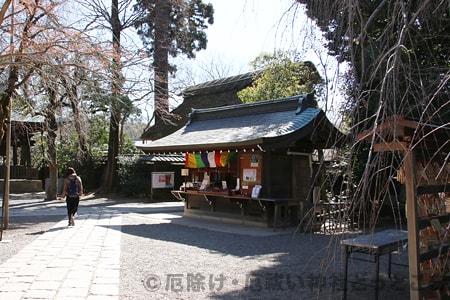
[11,111,45,123]
[182,71,259,97]
[9,111,46,139]
[140,72,259,141]
[137,94,344,153]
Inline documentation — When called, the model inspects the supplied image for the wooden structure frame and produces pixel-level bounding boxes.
[356,114,450,299]
[138,94,345,228]
[0,112,44,180]
[140,72,258,141]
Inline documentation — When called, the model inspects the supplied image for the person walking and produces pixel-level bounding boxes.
[61,167,83,226]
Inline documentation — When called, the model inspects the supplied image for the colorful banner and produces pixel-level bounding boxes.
[185,151,236,168]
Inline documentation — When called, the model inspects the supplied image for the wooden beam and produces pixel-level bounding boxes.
[356,115,419,142]
[405,150,420,300]
[373,141,408,152]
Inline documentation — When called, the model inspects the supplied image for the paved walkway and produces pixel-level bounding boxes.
[0,193,294,299]
[0,214,122,299]
[0,194,184,300]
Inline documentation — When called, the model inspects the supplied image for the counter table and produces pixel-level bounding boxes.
[171,190,302,231]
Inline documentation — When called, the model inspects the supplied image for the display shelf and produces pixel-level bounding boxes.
[354,115,450,300]
[419,273,450,297]
[416,181,450,299]
[418,214,450,230]
[417,184,449,196]
[419,244,449,262]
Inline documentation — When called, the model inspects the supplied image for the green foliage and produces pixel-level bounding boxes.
[30,133,52,169]
[30,112,139,178]
[86,114,110,158]
[119,95,140,123]
[57,130,81,173]
[134,0,214,60]
[297,0,449,226]
[297,0,450,125]
[237,52,323,103]
[121,135,141,155]
[118,155,152,195]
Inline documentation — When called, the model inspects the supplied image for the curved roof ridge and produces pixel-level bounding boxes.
[186,93,316,125]
[182,71,261,97]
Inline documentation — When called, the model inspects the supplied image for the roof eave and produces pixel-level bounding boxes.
[139,139,266,154]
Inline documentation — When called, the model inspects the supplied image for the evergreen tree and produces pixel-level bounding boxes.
[295,0,450,229]
[237,52,323,103]
[296,0,449,129]
[134,0,214,124]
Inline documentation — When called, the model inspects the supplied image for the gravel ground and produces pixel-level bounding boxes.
[0,193,410,300]
[118,213,410,300]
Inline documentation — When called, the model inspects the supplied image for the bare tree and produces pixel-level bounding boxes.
[134,0,214,132]
[78,0,147,194]
[295,0,449,229]
[0,0,85,201]
[1,0,123,200]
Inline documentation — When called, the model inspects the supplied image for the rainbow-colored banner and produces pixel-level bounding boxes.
[185,151,236,168]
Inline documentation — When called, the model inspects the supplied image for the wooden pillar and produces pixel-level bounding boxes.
[20,133,32,166]
[404,149,420,299]
[12,125,18,166]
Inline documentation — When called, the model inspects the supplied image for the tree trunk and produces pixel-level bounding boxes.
[67,78,94,187]
[0,63,19,142]
[153,0,170,123]
[45,86,59,201]
[100,104,120,194]
[98,0,122,194]
[119,119,124,155]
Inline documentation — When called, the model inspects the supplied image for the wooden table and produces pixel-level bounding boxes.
[244,197,301,231]
[170,190,300,231]
[341,229,408,300]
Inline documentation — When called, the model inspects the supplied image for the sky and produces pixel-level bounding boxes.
[123,0,345,123]
[63,0,344,121]
[183,0,314,79]
[196,0,300,69]
[176,0,344,121]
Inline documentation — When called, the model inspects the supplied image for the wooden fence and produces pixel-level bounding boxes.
[0,166,39,180]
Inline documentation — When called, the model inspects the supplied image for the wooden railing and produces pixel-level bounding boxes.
[0,166,39,180]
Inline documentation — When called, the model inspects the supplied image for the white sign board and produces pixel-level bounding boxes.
[151,172,174,189]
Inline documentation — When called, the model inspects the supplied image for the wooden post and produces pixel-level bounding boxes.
[1,0,14,235]
[404,149,420,300]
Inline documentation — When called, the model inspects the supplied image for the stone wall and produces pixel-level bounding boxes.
[0,179,43,193]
